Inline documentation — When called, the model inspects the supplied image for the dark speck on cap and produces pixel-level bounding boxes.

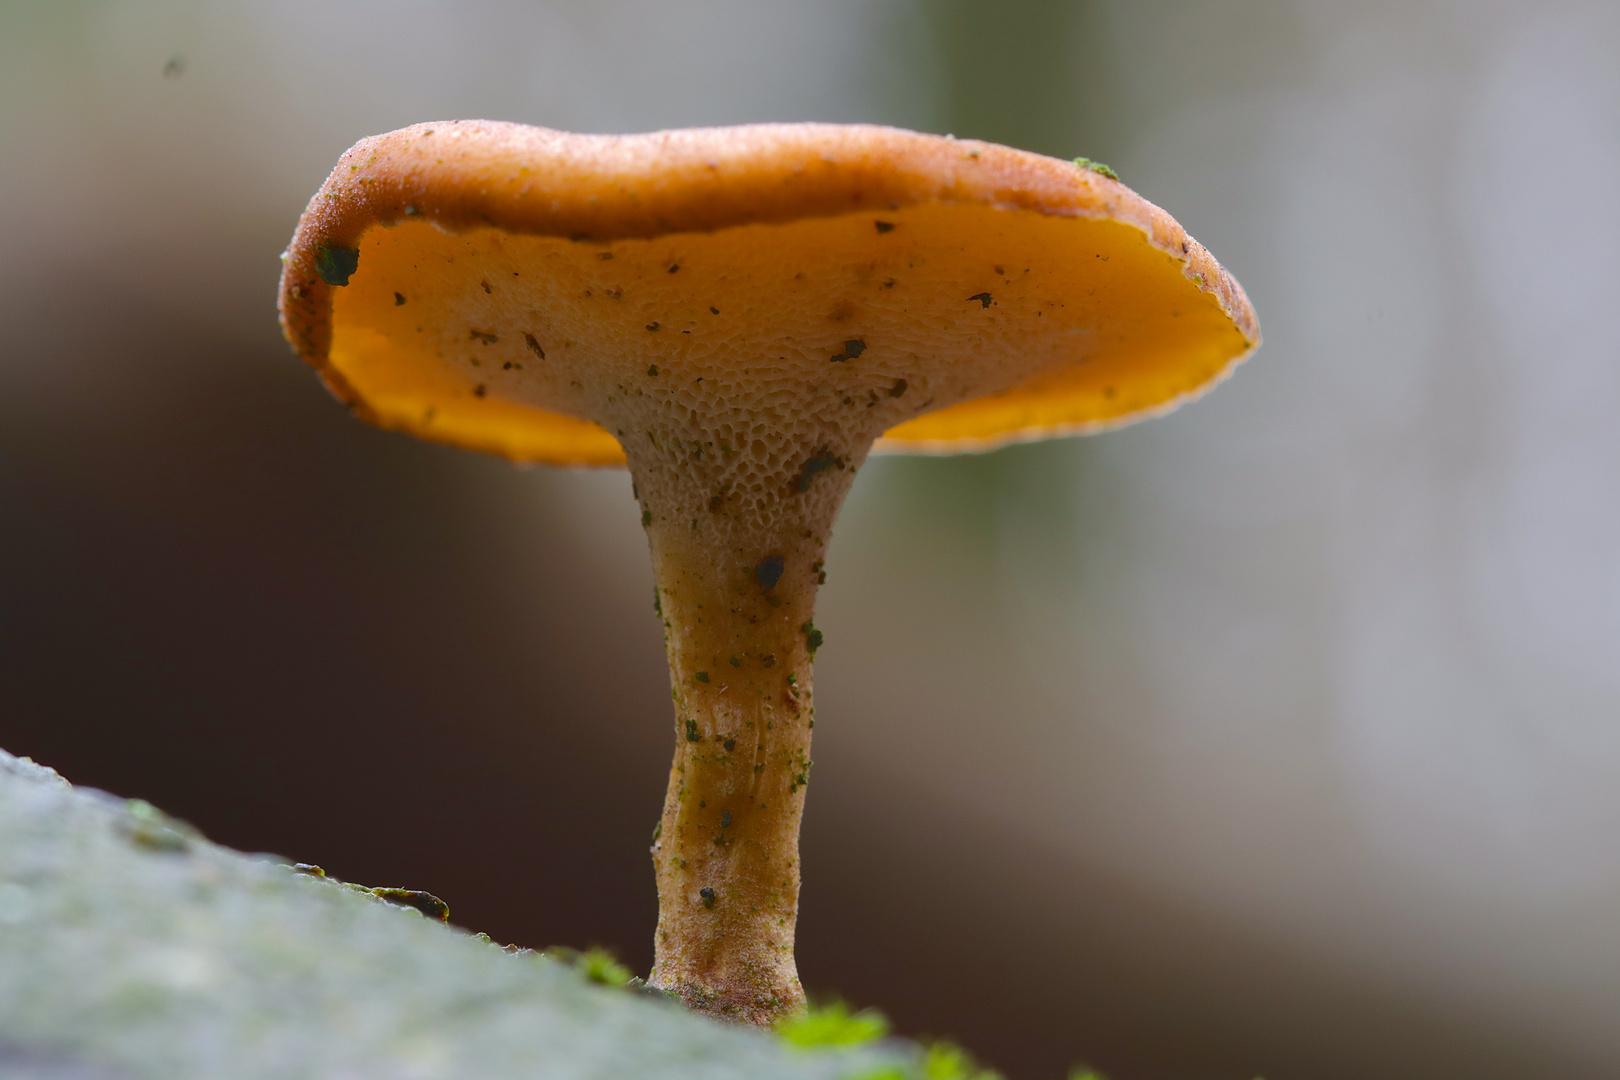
[314,243,360,286]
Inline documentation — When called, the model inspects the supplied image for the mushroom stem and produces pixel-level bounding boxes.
[632,431,865,1026]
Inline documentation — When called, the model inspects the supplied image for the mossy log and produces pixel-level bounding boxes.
[0,749,909,1080]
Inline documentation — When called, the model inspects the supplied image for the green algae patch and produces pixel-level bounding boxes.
[779,999,889,1049]
[1072,156,1118,181]
[839,1041,1007,1080]
[546,945,634,987]
[780,1002,1041,1080]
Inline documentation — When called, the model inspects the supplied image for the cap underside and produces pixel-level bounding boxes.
[324,200,1252,467]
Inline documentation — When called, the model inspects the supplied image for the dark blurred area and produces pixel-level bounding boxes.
[5,3,1620,1078]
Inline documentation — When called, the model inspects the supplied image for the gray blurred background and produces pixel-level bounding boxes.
[4,2,1619,1077]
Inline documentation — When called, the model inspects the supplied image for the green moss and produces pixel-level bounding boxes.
[1072,156,1119,181]
[801,622,823,657]
[780,1000,889,1049]
[841,1042,1010,1080]
[788,1006,1042,1080]
[546,946,634,988]
[920,1043,1001,1080]
[695,671,710,684]
[790,755,812,793]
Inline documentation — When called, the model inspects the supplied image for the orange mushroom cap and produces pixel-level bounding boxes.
[279,121,1258,466]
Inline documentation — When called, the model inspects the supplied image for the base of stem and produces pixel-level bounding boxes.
[650,971,806,1028]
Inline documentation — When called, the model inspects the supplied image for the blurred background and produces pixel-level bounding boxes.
[4,2,1620,1077]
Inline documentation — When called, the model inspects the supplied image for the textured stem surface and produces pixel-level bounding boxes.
[634,428,865,1026]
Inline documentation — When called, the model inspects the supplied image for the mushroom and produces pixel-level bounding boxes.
[278,121,1259,1026]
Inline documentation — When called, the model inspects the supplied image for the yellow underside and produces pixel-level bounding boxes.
[327,202,1251,466]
